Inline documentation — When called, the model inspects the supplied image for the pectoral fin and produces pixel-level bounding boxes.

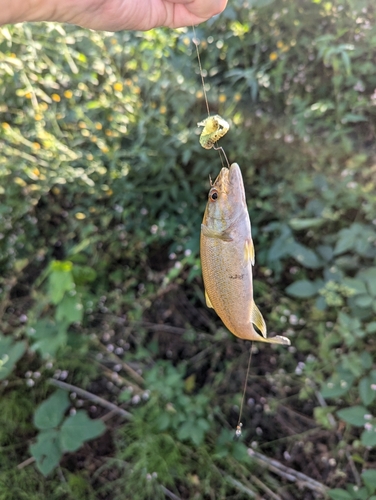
[201,224,233,242]
[244,238,255,266]
[205,290,213,308]
[251,302,267,338]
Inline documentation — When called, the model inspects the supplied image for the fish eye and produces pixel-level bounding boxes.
[209,190,218,201]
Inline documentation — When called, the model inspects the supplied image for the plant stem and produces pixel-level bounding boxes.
[49,379,133,420]
[248,449,328,496]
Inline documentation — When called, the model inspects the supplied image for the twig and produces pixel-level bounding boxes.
[248,449,328,496]
[160,485,182,500]
[108,352,145,386]
[315,390,336,428]
[346,449,362,487]
[250,473,282,500]
[99,363,143,393]
[94,339,145,386]
[224,474,260,498]
[49,379,132,420]
[136,321,214,341]
[57,465,67,483]
[17,456,35,470]
[100,409,123,422]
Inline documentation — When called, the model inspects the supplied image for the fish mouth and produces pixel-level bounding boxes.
[211,163,246,203]
[228,163,246,204]
[212,167,229,191]
[228,163,242,186]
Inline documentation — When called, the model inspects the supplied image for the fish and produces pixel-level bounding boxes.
[200,163,290,345]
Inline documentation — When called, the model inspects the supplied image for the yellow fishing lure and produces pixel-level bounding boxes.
[197,114,229,149]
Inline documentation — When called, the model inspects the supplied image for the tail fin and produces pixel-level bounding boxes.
[261,335,291,346]
[250,301,290,345]
[235,324,291,345]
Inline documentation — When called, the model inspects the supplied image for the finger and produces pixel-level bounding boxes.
[165,0,227,25]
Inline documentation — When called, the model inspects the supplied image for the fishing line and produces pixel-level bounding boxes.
[235,342,254,438]
[192,25,210,118]
[192,25,229,168]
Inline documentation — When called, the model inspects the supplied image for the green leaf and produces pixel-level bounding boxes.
[60,411,105,453]
[267,225,293,261]
[0,335,27,380]
[30,429,62,476]
[118,388,133,403]
[355,295,372,308]
[342,278,368,295]
[361,352,373,370]
[72,265,97,285]
[334,227,357,255]
[314,406,336,429]
[48,260,75,305]
[362,470,376,490]
[34,390,70,430]
[177,421,194,441]
[155,412,171,431]
[286,280,318,298]
[197,417,210,433]
[321,370,355,399]
[289,243,321,269]
[359,376,376,406]
[358,268,376,297]
[366,322,376,334]
[347,486,368,500]
[231,441,250,463]
[337,406,369,427]
[328,489,353,500]
[341,113,367,123]
[361,427,376,447]
[190,425,205,446]
[29,319,67,357]
[55,293,83,324]
[289,218,323,230]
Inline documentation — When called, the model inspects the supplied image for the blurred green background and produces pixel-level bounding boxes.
[1,0,376,498]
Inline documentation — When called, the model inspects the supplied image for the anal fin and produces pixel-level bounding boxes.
[205,290,213,308]
[251,301,267,338]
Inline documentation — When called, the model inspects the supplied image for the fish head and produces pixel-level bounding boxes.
[204,163,246,226]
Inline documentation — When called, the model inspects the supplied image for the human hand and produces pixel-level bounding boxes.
[1,0,227,31]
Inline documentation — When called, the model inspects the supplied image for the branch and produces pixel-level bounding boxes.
[250,473,283,500]
[248,449,328,496]
[160,485,182,500]
[49,379,133,420]
[224,474,260,498]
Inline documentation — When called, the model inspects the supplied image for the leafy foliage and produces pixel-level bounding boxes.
[1,0,376,497]
[30,390,105,475]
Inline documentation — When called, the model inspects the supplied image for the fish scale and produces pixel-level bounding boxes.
[200,163,290,346]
